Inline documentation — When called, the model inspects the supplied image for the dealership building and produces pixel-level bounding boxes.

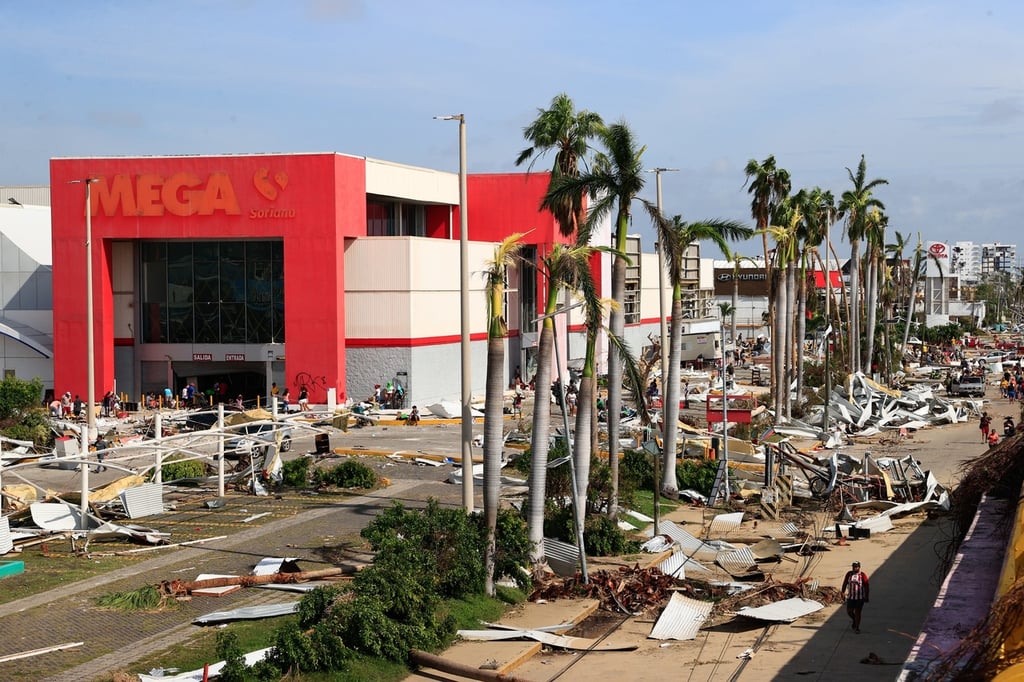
[46,152,715,408]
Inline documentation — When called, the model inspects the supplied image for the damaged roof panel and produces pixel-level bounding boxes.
[736,597,824,623]
[649,592,713,640]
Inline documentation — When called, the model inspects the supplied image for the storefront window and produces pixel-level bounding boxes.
[140,240,284,344]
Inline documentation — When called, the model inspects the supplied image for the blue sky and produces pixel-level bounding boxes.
[3,1,1022,258]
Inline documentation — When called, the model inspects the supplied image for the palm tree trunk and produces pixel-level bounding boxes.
[796,261,808,410]
[773,268,786,421]
[574,331,597,516]
[526,316,556,567]
[849,239,862,374]
[482,336,505,597]
[606,237,627,516]
[784,261,797,418]
[864,255,878,376]
[661,294,683,493]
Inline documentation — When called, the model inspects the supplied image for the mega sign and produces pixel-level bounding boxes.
[89,168,294,219]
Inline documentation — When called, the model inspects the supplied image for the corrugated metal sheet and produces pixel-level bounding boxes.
[544,537,580,577]
[736,597,824,623]
[193,602,299,625]
[855,514,894,534]
[30,502,82,530]
[649,593,713,640]
[708,511,744,536]
[769,522,799,537]
[658,550,711,577]
[0,516,12,554]
[716,547,759,576]
[120,483,164,519]
[652,521,720,562]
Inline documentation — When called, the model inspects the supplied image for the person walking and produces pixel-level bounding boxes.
[298,386,310,412]
[841,561,870,633]
[980,412,992,443]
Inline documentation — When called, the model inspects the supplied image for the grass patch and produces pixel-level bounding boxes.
[131,616,295,677]
[629,489,681,523]
[129,592,516,681]
[0,552,137,606]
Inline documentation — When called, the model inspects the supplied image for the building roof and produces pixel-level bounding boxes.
[0,204,52,266]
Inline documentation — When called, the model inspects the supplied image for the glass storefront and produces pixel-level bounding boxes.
[140,240,284,344]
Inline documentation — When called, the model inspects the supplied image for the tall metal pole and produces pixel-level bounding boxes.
[457,115,473,513]
[823,213,832,433]
[720,314,730,506]
[437,114,474,512]
[70,179,99,441]
[647,168,677,391]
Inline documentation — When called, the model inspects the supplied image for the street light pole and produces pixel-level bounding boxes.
[70,178,99,442]
[646,168,678,398]
[436,114,473,512]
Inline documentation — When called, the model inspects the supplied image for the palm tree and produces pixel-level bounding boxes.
[794,188,835,402]
[482,234,523,596]
[526,241,593,568]
[658,216,751,494]
[743,156,791,398]
[762,209,800,420]
[838,155,887,374]
[862,208,888,374]
[517,93,604,237]
[545,121,661,515]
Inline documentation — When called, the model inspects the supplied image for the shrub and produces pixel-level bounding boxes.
[281,456,312,487]
[160,456,206,482]
[361,500,484,598]
[584,514,640,556]
[677,458,722,496]
[312,460,377,489]
[0,376,43,421]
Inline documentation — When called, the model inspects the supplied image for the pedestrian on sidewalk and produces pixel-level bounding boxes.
[841,561,870,633]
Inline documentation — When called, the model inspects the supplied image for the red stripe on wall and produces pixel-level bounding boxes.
[346,332,490,348]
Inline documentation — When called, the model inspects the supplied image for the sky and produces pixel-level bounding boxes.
[3,0,1022,259]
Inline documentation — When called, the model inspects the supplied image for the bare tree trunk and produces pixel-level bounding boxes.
[784,261,797,418]
[526,320,555,567]
[606,252,626,516]
[849,239,862,374]
[482,336,505,596]
[661,296,683,493]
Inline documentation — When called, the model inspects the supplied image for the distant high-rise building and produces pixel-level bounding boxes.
[948,241,1016,283]
[981,243,1017,278]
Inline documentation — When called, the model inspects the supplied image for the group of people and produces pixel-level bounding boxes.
[48,391,85,418]
[370,381,405,409]
[979,412,1018,446]
[999,364,1024,401]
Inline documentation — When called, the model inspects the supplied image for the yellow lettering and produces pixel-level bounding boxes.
[93,175,137,217]
[199,173,240,215]
[162,172,202,216]
[137,174,163,216]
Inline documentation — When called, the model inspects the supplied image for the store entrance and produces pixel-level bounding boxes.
[142,361,269,409]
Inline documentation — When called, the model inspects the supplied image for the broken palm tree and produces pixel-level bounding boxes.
[96,566,354,610]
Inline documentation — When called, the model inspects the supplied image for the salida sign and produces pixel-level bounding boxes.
[89,168,294,220]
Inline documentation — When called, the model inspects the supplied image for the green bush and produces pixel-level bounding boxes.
[160,456,207,482]
[312,460,377,489]
[281,456,312,487]
[584,514,640,556]
[677,458,722,496]
[622,448,654,490]
[362,500,484,598]
[0,376,43,421]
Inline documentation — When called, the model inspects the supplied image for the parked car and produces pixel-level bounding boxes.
[227,421,293,458]
[950,375,986,398]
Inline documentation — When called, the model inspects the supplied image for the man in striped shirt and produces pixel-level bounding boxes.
[841,561,870,634]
